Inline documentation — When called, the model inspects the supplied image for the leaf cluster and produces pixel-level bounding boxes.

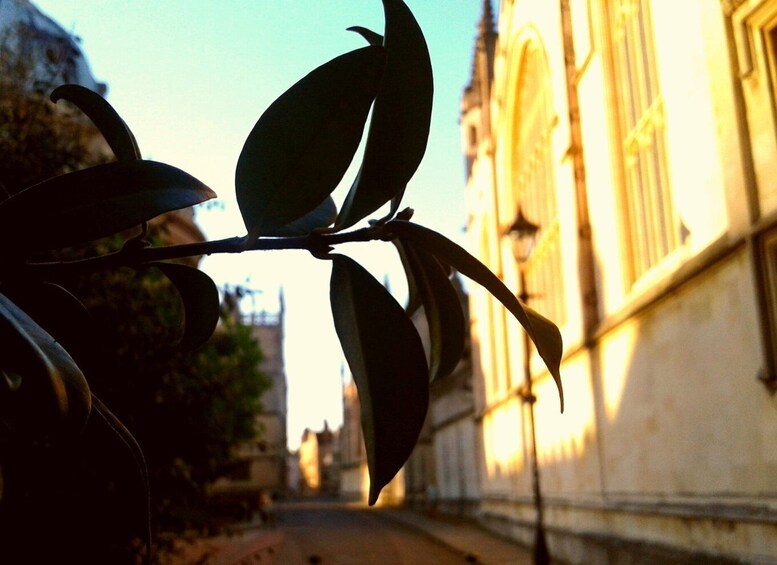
[0,0,564,561]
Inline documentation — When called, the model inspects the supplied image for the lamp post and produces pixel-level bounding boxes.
[504,206,550,565]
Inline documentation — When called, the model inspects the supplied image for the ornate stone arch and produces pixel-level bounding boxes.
[497,28,566,324]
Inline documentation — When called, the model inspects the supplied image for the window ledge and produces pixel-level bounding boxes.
[593,234,744,342]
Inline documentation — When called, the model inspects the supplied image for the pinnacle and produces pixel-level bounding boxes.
[478,0,495,36]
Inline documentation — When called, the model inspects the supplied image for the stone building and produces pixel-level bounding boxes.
[299,422,339,496]
[403,275,481,516]
[210,301,288,502]
[248,307,288,497]
[0,0,106,95]
[463,0,777,562]
[0,0,112,187]
[339,374,369,501]
[426,276,480,516]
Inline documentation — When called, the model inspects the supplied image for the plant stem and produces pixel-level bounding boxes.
[10,224,392,280]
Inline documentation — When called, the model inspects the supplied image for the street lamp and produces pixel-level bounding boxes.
[505,206,540,267]
[504,206,550,565]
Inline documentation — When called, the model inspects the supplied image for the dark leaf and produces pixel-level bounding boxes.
[335,0,434,230]
[0,160,216,253]
[400,242,466,382]
[389,220,564,411]
[347,26,384,46]
[0,281,107,378]
[150,262,220,351]
[90,394,152,563]
[329,254,428,504]
[51,84,141,161]
[236,46,385,242]
[262,196,338,237]
[0,292,91,440]
[393,239,422,315]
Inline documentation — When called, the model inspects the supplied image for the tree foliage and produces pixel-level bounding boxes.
[0,0,564,562]
[0,26,270,564]
[0,240,270,562]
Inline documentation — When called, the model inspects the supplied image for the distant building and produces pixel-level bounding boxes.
[299,422,339,496]
[0,0,114,193]
[463,0,777,562]
[339,375,368,502]
[211,298,288,502]
[248,306,288,497]
[0,0,106,95]
[286,449,300,495]
[403,274,480,516]
[401,300,434,511]
[427,276,480,516]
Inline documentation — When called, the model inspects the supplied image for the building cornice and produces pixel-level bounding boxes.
[721,0,749,16]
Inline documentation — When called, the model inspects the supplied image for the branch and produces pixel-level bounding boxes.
[11,223,393,280]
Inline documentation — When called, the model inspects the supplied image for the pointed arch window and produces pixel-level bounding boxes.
[512,43,566,325]
[608,0,677,281]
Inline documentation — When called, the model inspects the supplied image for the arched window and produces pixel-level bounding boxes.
[608,0,676,281]
[513,42,566,325]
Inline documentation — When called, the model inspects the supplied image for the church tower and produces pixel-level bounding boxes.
[461,0,497,179]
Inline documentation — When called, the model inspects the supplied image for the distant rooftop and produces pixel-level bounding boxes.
[0,0,105,94]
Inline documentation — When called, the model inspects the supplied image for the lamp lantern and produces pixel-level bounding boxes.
[506,206,540,264]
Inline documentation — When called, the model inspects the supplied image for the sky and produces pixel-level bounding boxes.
[33,0,484,450]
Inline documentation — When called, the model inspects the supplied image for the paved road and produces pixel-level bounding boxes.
[272,501,469,564]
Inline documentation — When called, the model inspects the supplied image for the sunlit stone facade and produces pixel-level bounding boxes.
[298,421,339,496]
[463,0,777,561]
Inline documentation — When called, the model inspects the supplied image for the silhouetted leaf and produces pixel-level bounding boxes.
[0,292,91,440]
[0,160,216,253]
[390,220,564,411]
[347,26,384,46]
[90,393,152,562]
[0,281,107,379]
[335,0,433,230]
[393,239,422,315]
[329,254,428,504]
[236,46,385,241]
[51,84,141,161]
[262,196,338,237]
[150,262,220,351]
[401,242,466,382]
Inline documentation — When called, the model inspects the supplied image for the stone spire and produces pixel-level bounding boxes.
[478,0,496,37]
[461,0,499,178]
[474,0,497,139]
[463,0,497,113]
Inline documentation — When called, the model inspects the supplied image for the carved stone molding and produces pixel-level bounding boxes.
[721,0,749,17]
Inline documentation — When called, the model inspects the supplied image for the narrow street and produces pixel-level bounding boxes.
[271,500,468,564]
[202,497,532,565]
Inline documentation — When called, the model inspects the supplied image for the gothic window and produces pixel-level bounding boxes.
[513,43,566,325]
[608,0,676,281]
[764,16,777,118]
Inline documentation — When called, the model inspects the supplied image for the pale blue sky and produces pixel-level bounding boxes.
[34,0,484,449]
